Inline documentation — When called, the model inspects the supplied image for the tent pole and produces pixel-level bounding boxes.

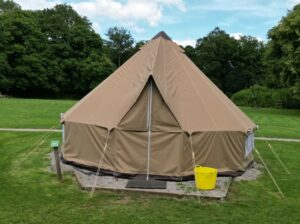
[146,79,153,181]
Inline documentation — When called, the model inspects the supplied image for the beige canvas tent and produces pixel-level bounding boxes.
[61,31,256,180]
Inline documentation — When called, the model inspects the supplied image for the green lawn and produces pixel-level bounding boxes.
[0,99,299,223]
[0,98,76,128]
[241,107,300,139]
[0,131,299,223]
[1,98,300,139]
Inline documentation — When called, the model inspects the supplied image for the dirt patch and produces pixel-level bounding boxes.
[113,196,131,205]
[74,170,232,199]
[48,152,75,173]
[234,162,263,182]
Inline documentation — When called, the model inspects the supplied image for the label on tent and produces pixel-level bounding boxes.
[51,140,60,148]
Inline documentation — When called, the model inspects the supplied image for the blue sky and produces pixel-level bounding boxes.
[15,0,300,46]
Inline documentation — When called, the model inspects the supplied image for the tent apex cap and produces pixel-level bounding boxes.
[152,31,172,40]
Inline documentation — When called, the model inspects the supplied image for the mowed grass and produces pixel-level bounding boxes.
[0,99,299,223]
[0,98,76,128]
[241,107,300,139]
[0,131,299,223]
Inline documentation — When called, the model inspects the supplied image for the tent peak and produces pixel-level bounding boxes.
[152,31,172,41]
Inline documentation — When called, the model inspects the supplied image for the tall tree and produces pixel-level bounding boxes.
[236,36,265,88]
[0,0,20,13]
[264,4,300,100]
[105,26,134,67]
[0,9,47,95]
[0,3,115,97]
[193,27,265,95]
[184,45,197,64]
[36,4,115,95]
[194,28,239,95]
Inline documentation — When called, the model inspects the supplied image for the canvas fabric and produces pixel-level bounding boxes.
[62,36,256,133]
[62,32,256,177]
[63,122,253,177]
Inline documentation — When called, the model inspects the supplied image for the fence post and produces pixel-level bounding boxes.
[51,140,62,182]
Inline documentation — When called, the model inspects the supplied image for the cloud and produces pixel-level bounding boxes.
[14,0,62,10]
[174,39,196,47]
[124,23,145,34]
[230,33,264,42]
[230,32,243,40]
[14,0,185,30]
[288,0,300,7]
[192,0,300,18]
[255,36,264,42]
[92,22,101,33]
[71,0,185,27]
[155,0,186,11]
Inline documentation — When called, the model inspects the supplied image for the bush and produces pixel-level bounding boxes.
[231,85,300,109]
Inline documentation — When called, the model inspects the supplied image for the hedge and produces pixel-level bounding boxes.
[231,85,300,109]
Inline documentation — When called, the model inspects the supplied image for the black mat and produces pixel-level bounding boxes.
[125,180,167,189]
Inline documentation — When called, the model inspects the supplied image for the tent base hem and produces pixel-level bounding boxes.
[61,156,253,180]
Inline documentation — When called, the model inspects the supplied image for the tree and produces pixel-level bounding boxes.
[184,45,197,63]
[0,0,20,13]
[264,4,300,100]
[236,36,265,88]
[192,27,265,96]
[194,28,240,95]
[0,3,115,97]
[105,27,134,67]
[120,40,147,62]
[0,9,48,95]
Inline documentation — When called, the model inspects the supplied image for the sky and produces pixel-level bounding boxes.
[14,0,300,46]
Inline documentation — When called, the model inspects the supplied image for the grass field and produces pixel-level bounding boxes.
[241,107,300,139]
[0,98,300,223]
[0,98,76,128]
[0,131,299,223]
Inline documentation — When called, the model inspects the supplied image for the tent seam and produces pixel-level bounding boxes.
[169,42,218,131]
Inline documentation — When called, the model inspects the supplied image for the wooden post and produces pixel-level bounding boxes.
[53,146,62,182]
[51,140,62,182]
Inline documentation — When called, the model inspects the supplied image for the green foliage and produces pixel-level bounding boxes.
[264,4,300,97]
[236,36,265,87]
[0,0,20,13]
[184,45,197,63]
[0,10,47,95]
[0,0,299,108]
[232,85,300,109]
[192,27,265,96]
[0,3,115,97]
[194,28,237,94]
[105,26,134,66]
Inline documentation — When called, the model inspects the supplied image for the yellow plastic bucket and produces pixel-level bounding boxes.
[194,166,218,190]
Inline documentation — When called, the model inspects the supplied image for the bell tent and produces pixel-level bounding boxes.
[61,31,256,180]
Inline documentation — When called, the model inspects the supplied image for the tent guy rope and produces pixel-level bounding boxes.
[255,148,285,199]
[257,129,291,174]
[13,124,59,169]
[189,134,202,203]
[89,130,111,198]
